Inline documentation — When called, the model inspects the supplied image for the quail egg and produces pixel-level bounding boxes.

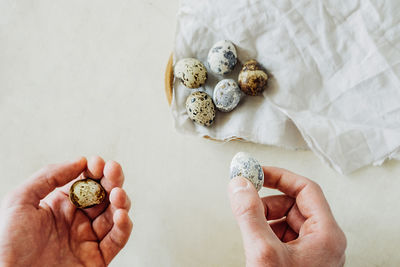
[238,60,268,96]
[174,58,207,89]
[207,40,238,75]
[186,91,216,127]
[230,152,264,191]
[69,178,106,209]
[213,79,242,112]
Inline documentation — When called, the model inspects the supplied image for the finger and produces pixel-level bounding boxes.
[101,160,125,191]
[261,195,295,220]
[228,177,280,248]
[282,227,298,243]
[70,210,98,242]
[17,157,87,207]
[269,219,287,240]
[262,167,333,221]
[110,187,131,210]
[100,209,133,265]
[93,188,131,240]
[269,220,298,243]
[286,203,305,233]
[83,160,125,219]
[58,155,105,196]
[84,156,106,179]
[57,173,85,196]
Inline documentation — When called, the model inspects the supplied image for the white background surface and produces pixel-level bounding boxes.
[1,1,400,266]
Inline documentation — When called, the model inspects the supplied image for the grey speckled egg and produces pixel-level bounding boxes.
[213,79,242,112]
[186,91,216,127]
[207,40,238,75]
[174,58,208,89]
[238,59,268,96]
[230,152,264,191]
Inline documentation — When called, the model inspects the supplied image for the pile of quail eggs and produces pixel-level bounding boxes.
[174,40,269,127]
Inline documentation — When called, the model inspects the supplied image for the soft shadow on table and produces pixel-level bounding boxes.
[163,209,246,266]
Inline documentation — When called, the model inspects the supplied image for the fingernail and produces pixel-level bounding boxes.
[230,177,251,194]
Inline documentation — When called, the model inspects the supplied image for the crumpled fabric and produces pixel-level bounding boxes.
[171,0,400,174]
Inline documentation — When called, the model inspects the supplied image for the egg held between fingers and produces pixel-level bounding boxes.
[69,178,106,209]
[230,152,264,191]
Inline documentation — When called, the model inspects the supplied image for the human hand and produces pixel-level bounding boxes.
[0,156,132,267]
[228,167,346,267]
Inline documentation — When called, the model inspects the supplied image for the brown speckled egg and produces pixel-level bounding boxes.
[238,60,268,96]
[69,178,106,209]
[186,91,216,127]
[174,58,208,89]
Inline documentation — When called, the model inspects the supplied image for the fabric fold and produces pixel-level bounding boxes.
[172,0,400,174]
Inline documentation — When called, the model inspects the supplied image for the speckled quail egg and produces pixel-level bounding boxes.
[174,58,207,89]
[69,178,106,209]
[213,79,242,112]
[207,40,238,75]
[230,152,264,191]
[186,91,216,127]
[238,60,268,96]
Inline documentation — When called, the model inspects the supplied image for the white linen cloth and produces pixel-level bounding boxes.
[171,0,400,174]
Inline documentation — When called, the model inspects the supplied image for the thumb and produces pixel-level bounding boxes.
[16,157,87,206]
[228,177,279,248]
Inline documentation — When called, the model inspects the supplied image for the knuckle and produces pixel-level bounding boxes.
[34,166,47,177]
[337,229,347,253]
[339,254,346,266]
[38,164,63,186]
[126,196,132,209]
[307,181,324,196]
[308,180,322,191]
[109,160,122,169]
[319,227,347,256]
[91,155,104,162]
[44,163,57,172]
[36,164,57,178]
[43,172,57,187]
